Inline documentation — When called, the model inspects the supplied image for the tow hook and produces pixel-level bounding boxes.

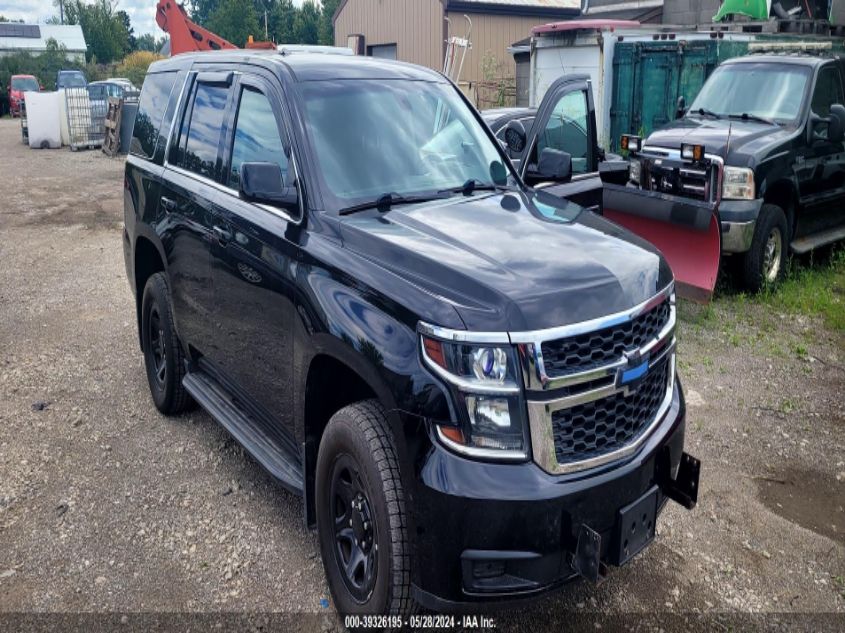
[572,525,608,584]
[664,452,701,510]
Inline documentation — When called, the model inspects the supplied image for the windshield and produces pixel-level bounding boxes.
[11,77,38,92]
[299,79,515,209]
[689,62,811,123]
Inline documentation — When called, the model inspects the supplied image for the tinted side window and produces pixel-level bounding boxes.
[180,83,229,181]
[131,71,178,161]
[812,66,844,118]
[229,87,289,189]
[537,90,590,174]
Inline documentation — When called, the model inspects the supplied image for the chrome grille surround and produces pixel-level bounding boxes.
[513,284,676,475]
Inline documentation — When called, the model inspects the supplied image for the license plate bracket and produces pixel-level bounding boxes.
[614,485,659,566]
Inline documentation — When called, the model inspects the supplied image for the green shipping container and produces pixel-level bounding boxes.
[609,34,845,151]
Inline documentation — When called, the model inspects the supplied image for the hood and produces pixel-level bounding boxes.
[338,190,672,332]
[648,117,795,166]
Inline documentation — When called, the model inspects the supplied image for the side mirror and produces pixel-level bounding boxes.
[239,162,299,213]
[537,148,572,182]
[599,157,629,186]
[676,96,686,120]
[829,104,845,144]
[503,119,527,155]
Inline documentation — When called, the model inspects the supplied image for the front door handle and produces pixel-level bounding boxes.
[213,225,232,244]
[160,196,177,213]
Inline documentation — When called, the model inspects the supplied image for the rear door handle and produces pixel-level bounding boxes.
[160,197,177,213]
[213,225,232,244]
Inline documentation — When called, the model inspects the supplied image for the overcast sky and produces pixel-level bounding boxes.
[0,1,308,37]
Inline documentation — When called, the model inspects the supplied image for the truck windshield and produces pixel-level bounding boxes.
[59,73,86,88]
[11,77,38,91]
[299,79,515,210]
[689,62,811,124]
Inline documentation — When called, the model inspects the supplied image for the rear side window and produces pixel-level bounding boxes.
[131,71,178,161]
[178,83,229,181]
[228,87,289,189]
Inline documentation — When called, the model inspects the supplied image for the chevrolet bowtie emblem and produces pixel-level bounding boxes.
[617,350,649,389]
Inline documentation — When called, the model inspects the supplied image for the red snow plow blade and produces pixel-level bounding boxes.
[603,185,722,303]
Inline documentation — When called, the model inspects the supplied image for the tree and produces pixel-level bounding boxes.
[320,0,341,46]
[135,33,167,53]
[190,0,221,26]
[117,9,136,52]
[62,0,131,64]
[269,0,297,44]
[206,0,260,48]
[293,0,321,45]
[0,16,24,23]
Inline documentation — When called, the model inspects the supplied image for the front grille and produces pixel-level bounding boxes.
[541,298,671,377]
[551,357,670,465]
[638,152,718,202]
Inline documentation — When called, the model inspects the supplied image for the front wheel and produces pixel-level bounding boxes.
[740,204,788,292]
[316,400,413,616]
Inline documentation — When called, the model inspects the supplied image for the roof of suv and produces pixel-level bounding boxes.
[149,50,446,83]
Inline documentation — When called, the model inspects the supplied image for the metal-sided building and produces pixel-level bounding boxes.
[0,24,87,61]
[332,0,581,86]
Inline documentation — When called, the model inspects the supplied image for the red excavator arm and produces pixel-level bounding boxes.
[156,0,237,55]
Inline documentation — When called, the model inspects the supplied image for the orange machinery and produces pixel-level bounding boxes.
[155,0,275,55]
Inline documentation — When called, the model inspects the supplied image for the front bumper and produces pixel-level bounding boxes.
[411,381,691,609]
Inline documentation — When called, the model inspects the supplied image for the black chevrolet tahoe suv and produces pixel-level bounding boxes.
[606,54,845,294]
[123,50,700,615]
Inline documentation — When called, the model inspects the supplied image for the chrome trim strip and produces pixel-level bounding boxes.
[435,426,527,461]
[509,283,674,344]
[418,321,511,345]
[419,339,521,395]
[528,352,676,475]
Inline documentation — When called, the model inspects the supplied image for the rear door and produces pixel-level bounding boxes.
[161,70,235,355]
[520,75,602,211]
[205,70,301,436]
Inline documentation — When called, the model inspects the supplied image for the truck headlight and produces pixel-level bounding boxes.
[722,166,755,200]
[420,333,527,459]
[629,158,641,185]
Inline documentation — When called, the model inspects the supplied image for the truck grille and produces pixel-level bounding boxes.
[541,297,671,377]
[551,356,671,465]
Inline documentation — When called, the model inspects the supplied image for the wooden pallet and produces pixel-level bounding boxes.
[102,97,123,157]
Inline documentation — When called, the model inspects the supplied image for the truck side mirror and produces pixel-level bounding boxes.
[537,148,572,182]
[239,162,299,214]
[676,96,686,120]
[503,119,527,155]
[829,104,845,144]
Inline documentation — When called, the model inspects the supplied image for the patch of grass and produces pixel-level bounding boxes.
[779,397,798,415]
[758,247,845,332]
[833,574,845,599]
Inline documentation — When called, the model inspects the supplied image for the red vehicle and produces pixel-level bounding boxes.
[8,74,40,117]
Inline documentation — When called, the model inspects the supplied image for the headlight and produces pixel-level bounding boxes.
[629,158,641,185]
[420,332,527,459]
[722,166,754,200]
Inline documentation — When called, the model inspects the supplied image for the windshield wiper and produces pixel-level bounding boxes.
[690,107,721,120]
[727,112,777,126]
[339,192,450,216]
[438,178,511,197]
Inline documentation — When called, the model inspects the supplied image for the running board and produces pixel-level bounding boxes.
[183,372,304,495]
[791,226,845,254]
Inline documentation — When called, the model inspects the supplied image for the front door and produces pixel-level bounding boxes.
[796,62,845,236]
[520,75,602,211]
[206,72,300,437]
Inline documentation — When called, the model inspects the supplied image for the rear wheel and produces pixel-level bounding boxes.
[141,272,193,415]
[740,204,788,292]
[316,400,413,616]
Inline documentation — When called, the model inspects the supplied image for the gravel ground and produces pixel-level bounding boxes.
[0,118,843,631]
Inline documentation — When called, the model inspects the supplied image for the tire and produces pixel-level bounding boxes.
[740,203,789,292]
[316,400,413,616]
[140,272,193,415]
